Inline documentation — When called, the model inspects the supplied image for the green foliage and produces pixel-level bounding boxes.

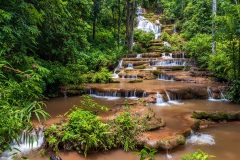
[227,80,240,103]
[73,95,109,114]
[89,67,112,83]
[184,34,212,68]
[160,31,171,41]
[45,109,113,157]
[134,146,157,160]
[181,149,215,160]
[134,29,154,48]
[110,111,139,151]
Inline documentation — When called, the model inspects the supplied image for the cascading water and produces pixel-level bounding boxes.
[163,41,171,47]
[112,60,123,78]
[158,74,174,81]
[136,54,142,58]
[207,87,228,101]
[162,53,173,59]
[173,25,176,34]
[126,63,134,69]
[90,89,121,100]
[151,59,186,66]
[136,7,161,39]
[142,91,147,97]
[219,88,228,101]
[165,90,183,105]
[1,127,44,160]
[186,130,215,145]
[156,92,169,106]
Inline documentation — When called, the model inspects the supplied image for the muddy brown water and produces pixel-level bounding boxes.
[87,79,215,92]
[29,95,240,160]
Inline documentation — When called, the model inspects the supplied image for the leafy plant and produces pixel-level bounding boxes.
[134,146,158,160]
[181,149,215,160]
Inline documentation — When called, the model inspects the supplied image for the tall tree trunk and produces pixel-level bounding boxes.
[212,0,217,54]
[118,0,121,47]
[93,17,96,39]
[126,0,136,51]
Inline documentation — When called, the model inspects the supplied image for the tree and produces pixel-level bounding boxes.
[126,0,136,51]
[212,0,217,54]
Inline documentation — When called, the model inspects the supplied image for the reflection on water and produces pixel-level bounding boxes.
[29,97,240,160]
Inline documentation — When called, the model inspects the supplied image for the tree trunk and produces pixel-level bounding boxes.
[126,0,136,51]
[118,0,121,47]
[93,17,96,39]
[212,0,217,54]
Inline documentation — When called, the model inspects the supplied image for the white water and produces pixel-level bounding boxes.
[165,90,183,105]
[162,53,173,59]
[207,87,228,101]
[1,127,44,160]
[136,54,142,58]
[90,89,121,100]
[152,59,186,66]
[163,41,171,47]
[112,60,123,78]
[156,92,169,106]
[136,11,161,39]
[158,74,174,81]
[125,63,134,69]
[186,131,215,145]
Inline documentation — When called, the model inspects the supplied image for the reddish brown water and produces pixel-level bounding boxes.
[29,96,240,160]
[87,79,215,92]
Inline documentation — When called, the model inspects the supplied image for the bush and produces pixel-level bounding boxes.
[134,29,154,48]
[181,149,215,160]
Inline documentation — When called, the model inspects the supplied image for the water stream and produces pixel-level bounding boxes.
[25,98,240,160]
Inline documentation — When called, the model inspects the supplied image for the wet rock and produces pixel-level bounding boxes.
[50,155,62,160]
[137,134,186,150]
[192,111,240,122]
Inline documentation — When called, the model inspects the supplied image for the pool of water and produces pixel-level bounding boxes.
[27,97,240,160]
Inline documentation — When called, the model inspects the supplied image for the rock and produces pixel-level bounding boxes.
[50,155,62,160]
[137,134,186,150]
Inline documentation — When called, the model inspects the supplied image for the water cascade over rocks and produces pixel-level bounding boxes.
[112,60,123,78]
[1,127,44,160]
[186,130,215,145]
[156,92,169,106]
[136,7,161,39]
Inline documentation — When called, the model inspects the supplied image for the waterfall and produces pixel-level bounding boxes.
[156,92,169,106]
[182,52,185,59]
[164,90,183,105]
[208,87,228,101]
[1,127,44,160]
[142,91,147,97]
[158,74,174,81]
[126,63,134,69]
[173,25,176,33]
[186,130,215,145]
[136,54,142,58]
[166,150,173,159]
[136,15,161,40]
[90,89,121,100]
[129,89,137,99]
[112,60,123,78]
[152,59,186,66]
[219,88,228,101]
[162,53,173,59]
[163,41,171,47]
[63,91,67,98]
